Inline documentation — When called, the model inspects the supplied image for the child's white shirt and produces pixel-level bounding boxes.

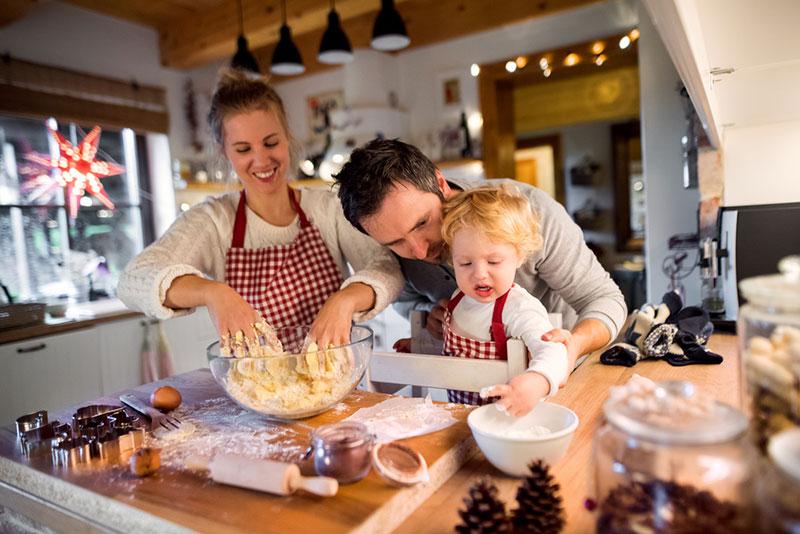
[448,285,569,396]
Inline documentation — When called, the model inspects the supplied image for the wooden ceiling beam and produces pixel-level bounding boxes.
[258,0,604,80]
[157,0,407,70]
[0,0,38,28]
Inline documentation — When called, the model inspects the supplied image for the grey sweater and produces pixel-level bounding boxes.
[394,178,628,340]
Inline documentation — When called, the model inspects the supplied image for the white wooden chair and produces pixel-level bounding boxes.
[365,310,562,396]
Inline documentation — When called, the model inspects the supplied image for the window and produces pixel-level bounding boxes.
[0,115,152,303]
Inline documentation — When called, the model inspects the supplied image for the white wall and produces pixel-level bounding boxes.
[519,121,619,267]
[0,2,220,163]
[723,121,800,207]
[638,5,701,306]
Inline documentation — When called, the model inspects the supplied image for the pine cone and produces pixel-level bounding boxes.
[511,460,565,534]
[455,477,512,533]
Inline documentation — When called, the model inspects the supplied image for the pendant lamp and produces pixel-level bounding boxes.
[371,0,410,51]
[271,0,305,75]
[230,0,261,74]
[318,0,353,64]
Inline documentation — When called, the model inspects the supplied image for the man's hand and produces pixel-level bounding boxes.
[541,328,577,384]
[393,338,412,352]
[542,319,613,385]
[425,298,449,339]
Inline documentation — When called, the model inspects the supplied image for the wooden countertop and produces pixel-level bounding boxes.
[0,300,141,345]
[396,334,742,533]
[0,335,741,533]
[0,371,475,533]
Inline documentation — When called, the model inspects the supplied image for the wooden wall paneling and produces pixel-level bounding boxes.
[513,66,640,133]
[0,85,169,133]
[479,74,516,180]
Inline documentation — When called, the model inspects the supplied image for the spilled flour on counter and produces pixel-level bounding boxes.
[146,396,307,469]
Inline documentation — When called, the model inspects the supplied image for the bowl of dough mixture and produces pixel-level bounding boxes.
[207,325,373,419]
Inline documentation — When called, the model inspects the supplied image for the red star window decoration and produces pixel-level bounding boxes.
[24,126,125,219]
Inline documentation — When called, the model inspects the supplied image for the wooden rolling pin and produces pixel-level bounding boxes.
[186,454,338,497]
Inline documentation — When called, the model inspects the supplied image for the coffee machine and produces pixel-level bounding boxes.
[706,203,800,327]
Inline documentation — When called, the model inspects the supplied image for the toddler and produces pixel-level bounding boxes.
[440,183,568,416]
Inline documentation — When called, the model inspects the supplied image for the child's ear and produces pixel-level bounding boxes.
[515,249,526,268]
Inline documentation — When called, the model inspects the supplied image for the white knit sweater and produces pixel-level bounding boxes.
[117,188,404,322]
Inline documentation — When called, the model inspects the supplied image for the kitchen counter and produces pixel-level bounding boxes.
[396,334,742,533]
[0,371,476,533]
[0,335,741,532]
[0,299,140,345]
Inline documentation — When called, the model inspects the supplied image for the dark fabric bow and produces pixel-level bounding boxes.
[600,292,722,367]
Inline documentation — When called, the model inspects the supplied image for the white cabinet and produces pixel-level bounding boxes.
[160,310,217,374]
[96,317,144,395]
[0,328,103,426]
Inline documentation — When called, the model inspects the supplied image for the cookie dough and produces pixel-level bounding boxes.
[223,342,355,415]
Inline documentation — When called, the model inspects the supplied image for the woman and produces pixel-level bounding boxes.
[118,69,403,352]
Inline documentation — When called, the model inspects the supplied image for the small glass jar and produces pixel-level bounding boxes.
[593,380,753,533]
[738,256,800,531]
[311,422,374,484]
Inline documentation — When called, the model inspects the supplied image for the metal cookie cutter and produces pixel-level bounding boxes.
[16,410,71,457]
[53,437,91,468]
[16,410,48,438]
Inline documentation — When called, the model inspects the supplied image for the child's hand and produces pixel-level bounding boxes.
[393,338,412,352]
[482,372,550,417]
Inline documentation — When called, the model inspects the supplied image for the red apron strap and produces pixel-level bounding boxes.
[287,187,310,228]
[231,191,248,248]
[490,287,512,358]
[446,291,465,314]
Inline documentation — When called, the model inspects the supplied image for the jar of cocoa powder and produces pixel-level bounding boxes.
[311,421,374,484]
[593,380,753,533]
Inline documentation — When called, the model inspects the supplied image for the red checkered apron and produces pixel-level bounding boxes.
[443,289,510,405]
[225,189,343,349]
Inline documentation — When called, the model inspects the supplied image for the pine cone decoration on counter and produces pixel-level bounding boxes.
[456,477,512,533]
[510,460,565,534]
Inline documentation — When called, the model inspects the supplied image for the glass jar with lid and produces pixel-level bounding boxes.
[593,379,753,533]
[738,255,800,531]
[739,256,800,451]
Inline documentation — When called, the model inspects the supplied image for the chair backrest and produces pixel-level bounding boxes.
[365,309,564,393]
[368,338,528,393]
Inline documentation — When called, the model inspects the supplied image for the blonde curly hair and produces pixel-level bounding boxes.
[441,183,543,260]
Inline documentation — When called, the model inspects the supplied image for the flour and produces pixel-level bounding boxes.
[146,397,307,469]
[503,425,552,439]
[345,395,458,443]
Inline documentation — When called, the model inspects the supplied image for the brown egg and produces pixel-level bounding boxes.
[150,386,182,411]
[130,447,161,477]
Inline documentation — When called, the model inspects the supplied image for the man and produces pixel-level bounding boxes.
[335,139,627,370]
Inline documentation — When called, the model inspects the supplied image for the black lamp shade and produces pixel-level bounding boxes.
[271,24,305,75]
[371,0,409,51]
[318,10,353,64]
[231,35,261,74]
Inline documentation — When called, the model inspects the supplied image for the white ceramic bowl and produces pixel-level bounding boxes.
[467,401,579,477]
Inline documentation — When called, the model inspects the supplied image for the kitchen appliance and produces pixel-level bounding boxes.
[708,202,800,326]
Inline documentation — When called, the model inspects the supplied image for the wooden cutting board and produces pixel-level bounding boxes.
[0,369,476,533]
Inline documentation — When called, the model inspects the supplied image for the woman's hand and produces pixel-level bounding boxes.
[309,288,361,349]
[482,371,550,417]
[205,282,262,356]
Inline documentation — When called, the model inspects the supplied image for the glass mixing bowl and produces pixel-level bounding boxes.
[207,325,373,420]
